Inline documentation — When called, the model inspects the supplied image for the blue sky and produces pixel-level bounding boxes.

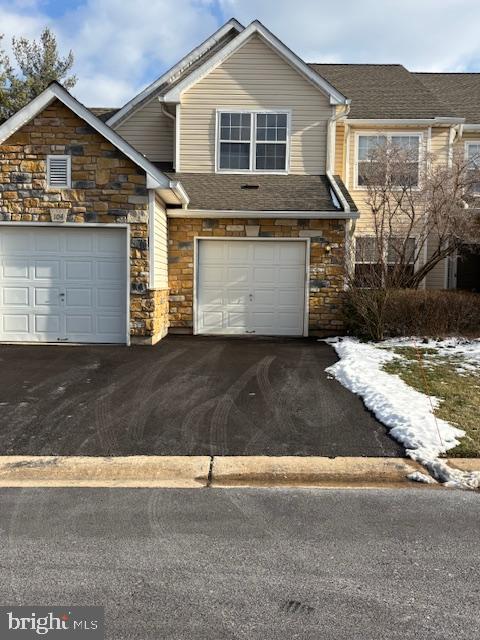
[1,0,480,106]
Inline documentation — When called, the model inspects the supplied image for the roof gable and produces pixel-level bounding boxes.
[161,21,348,105]
[0,82,173,190]
[107,19,244,127]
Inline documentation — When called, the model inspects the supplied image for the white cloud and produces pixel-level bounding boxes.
[218,0,480,71]
[1,0,480,107]
[0,0,219,105]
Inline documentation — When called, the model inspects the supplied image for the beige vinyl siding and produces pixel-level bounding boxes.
[334,122,345,177]
[153,195,168,289]
[116,97,174,163]
[425,238,448,290]
[179,34,332,174]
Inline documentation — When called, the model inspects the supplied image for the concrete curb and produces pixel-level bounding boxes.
[0,455,428,488]
[211,456,426,488]
[446,459,480,473]
[0,456,211,488]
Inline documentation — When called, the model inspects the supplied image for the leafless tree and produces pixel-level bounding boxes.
[345,138,480,340]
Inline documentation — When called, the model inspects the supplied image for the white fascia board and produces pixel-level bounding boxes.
[162,21,349,105]
[463,124,480,131]
[107,19,244,127]
[0,89,56,143]
[0,82,175,191]
[346,117,465,126]
[166,209,359,219]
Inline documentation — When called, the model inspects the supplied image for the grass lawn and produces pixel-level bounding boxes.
[383,346,480,457]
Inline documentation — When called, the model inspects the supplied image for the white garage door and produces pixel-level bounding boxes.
[197,239,307,336]
[0,226,127,344]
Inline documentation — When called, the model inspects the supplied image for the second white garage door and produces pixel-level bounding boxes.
[0,226,127,344]
[197,239,307,336]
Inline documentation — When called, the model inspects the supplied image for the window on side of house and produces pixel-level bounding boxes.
[217,111,289,172]
[354,236,416,287]
[356,134,421,188]
[354,236,382,286]
[387,237,416,279]
[47,155,71,188]
[466,142,480,194]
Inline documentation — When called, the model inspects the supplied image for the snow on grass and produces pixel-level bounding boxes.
[324,337,480,490]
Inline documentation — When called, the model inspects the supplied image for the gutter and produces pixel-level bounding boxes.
[345,117,465,126]
[166,209,359,220]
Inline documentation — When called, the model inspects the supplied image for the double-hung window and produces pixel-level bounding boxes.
[466,142,480,194]
[356,134,421,188]
[217,111,289,172]
[354,236,416,287]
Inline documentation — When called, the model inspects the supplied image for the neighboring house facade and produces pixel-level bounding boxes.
[0,19,477,345]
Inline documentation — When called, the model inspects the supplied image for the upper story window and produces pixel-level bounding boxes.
[217,111,289,173]
[466,142,480,194]
[47,155,71,188]
[356,134,421,188]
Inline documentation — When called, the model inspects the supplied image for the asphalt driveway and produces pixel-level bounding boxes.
[0,337,404,457]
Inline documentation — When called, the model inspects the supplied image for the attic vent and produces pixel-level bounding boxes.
[47,155,71,188]
[241,184,259,190]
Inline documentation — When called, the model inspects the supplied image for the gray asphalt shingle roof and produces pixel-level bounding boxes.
[309,64,458,120]
[414,73,480,124]
[167,172,356,212]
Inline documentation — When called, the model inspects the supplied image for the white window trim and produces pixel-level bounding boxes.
[353,131,424,191]
[465,140,480,197]
[215,109,291,175]
[353,234,418,285]
[47,154,71,189]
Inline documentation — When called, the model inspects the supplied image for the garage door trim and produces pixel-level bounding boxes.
[193,237,310,337]
[0,222,131,345]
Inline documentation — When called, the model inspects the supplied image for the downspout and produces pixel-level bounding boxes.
[326,104,355,284]
[326,104,351,213]
[160,103,178,171]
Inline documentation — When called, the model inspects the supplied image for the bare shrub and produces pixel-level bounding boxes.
[344,289,480,340]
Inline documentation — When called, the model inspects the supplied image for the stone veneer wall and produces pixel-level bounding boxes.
[0,99,164,342]
[168,218,346,334]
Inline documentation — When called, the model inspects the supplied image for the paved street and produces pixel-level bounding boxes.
[0,487,479,639]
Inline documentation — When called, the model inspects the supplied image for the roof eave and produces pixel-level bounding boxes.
[166,208,359,219]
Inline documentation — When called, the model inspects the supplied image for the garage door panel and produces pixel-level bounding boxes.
[66,288,92,307]
[35,233,61,253]
[66,232,94,253]
[35,314,61,333]
[97,288,124,309]
[226,311,248,329]
[278,243,305,263]
[65,315,93,334]
[35,287,60,306]
[252,243,276,262]
[3,314,29,333]
[3,287,29,306]
[97,260,123,281]
[4,260,29,279]
[34,261,61,280]
[197,240,306,336]
[0,227,127,343]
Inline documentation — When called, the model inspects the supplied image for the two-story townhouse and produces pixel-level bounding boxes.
[0,18,477,346]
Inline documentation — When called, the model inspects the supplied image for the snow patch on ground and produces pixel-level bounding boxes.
[324,337,480,490]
